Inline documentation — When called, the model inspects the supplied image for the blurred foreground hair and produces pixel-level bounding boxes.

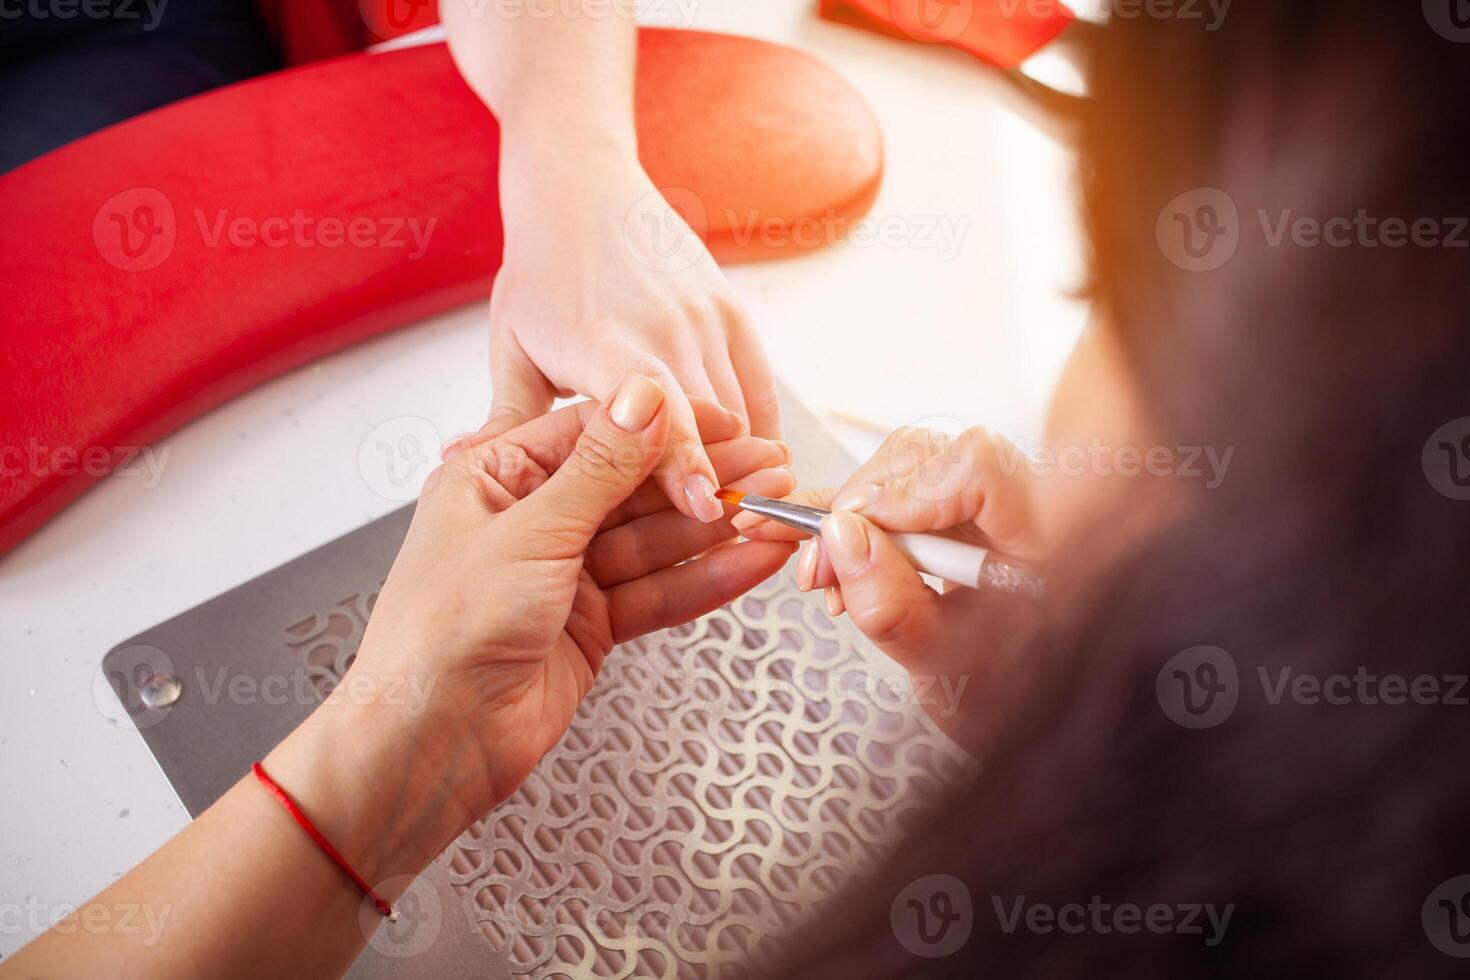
[780,3,1470,976]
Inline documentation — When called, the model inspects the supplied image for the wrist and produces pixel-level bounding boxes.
[261,679,491,896]
[498,128,645,226]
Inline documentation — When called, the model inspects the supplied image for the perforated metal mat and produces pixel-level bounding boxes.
[103,390,968,978]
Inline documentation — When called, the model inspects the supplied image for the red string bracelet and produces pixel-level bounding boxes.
[251,761,397,920]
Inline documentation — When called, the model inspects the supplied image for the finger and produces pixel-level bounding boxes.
[732,486,838,541]
[607,539,796,643]
[832,428,1032,544]
[599,436,791,531]
[587,462,795,587]
[726,313,782,439]
[453,396,745,485]
[501,374,670,557]
[702,347,750,424]
[443,338,556,459]
[818,511,947,668]
[648,375,725,525]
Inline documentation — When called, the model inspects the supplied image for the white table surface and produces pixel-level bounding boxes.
[0,2,1085,958]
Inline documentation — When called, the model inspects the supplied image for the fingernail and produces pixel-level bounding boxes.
[822,512,870,574]
[439,436,468,461]
[731,511,763,534]
[824,586,845,617]
[831,484,878,513]
[772,464,797,495]
[774,441,792,465]
[797,539,818,591]
[610,373,665,432]
[683,474,723,523]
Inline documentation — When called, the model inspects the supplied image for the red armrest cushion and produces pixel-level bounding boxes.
[0,31,882,555]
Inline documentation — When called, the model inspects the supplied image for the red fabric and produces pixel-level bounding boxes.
[821,0,1073,69]
[0,32,882,555]
[253,0,441,64]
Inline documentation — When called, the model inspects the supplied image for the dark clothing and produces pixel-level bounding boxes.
[0,0,280,172]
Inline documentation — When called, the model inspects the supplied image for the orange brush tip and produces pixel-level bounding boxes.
[715,488,745,505]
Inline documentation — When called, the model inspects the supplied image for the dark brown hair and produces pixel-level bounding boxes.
[782,3,1470,975]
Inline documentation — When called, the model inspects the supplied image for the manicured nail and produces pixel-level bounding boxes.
[824,585,845,617]
[439,434,471,460]
[610,373,665,432]
[831,483,880,513]
[797,539,818,591]
[822,511,870,574]
[683,474,723,523]
[731,511,763,534]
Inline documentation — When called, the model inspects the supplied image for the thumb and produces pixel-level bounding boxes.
[506,373,670,556]
[819,510,945,668]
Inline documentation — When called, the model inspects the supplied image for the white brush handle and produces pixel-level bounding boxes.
[886,532,990,588]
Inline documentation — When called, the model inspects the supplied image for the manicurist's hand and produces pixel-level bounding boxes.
[7,376,794,980]
[356,375,795,815]
[735,426,1045,746]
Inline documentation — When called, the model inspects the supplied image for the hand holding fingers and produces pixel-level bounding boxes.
[443,391,744,463]
[495,373,672,557]
[586,457,796,587]
[598,435,790,531]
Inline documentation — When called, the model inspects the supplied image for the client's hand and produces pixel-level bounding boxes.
[735,426,1044,746]
[440,153,782,526]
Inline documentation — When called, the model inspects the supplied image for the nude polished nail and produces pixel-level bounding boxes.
[610,374,665,431]
[683,474,723,523]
